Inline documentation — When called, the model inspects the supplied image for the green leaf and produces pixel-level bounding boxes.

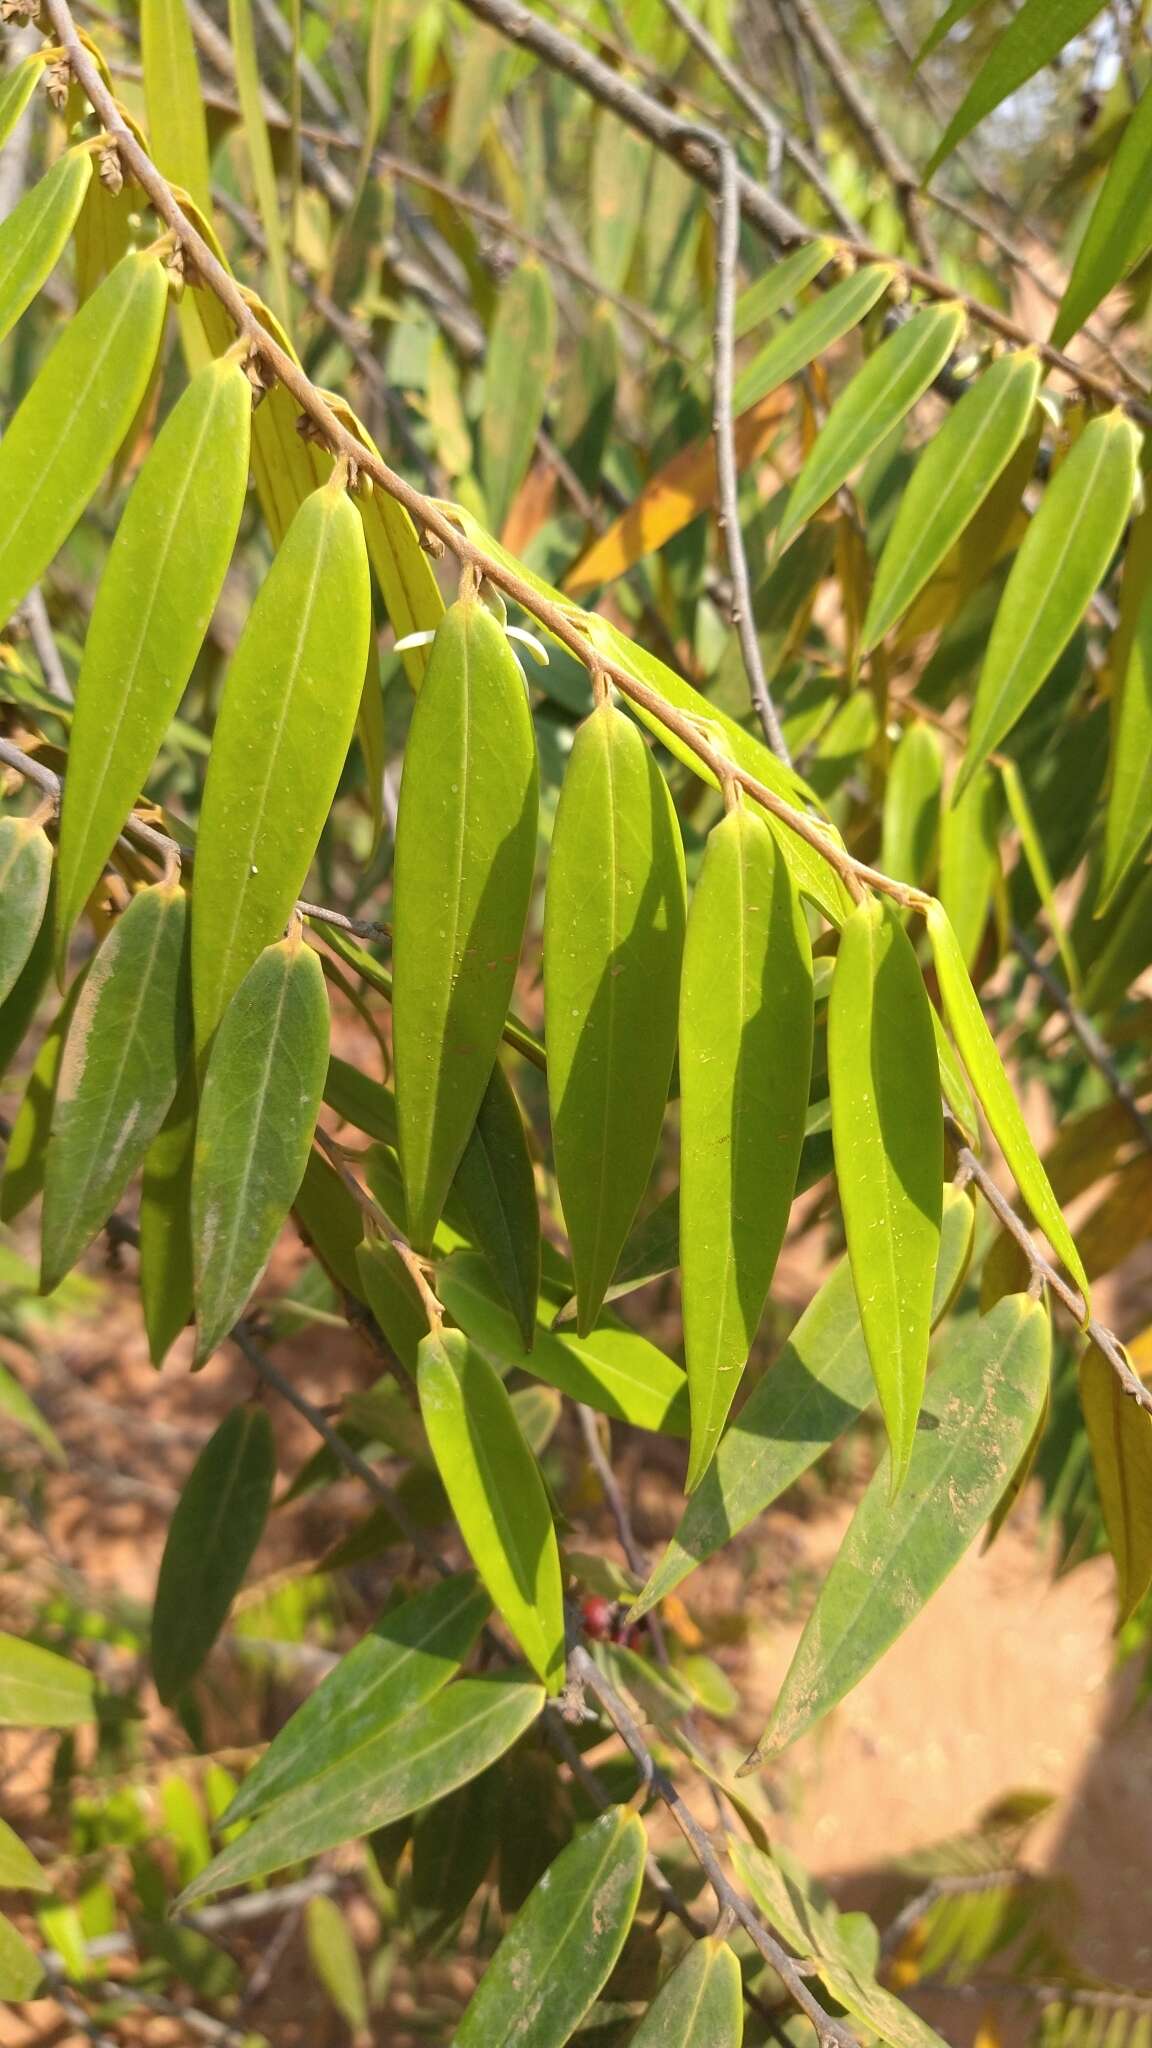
[0,1633,94,1726]
[999,756,1080,995]
[776,302,965,556]
[0,150,93,349]
[1099,499,1152,915]
[305,1893,368,2034]
[925,0,1107,175]
[0,969,89,1226]
[731,238,838,343]
[191,474,371,1055]
[451,1063,541,1351]
[454,1806,647,2048]
[927,898,1091,1307]
[139,1063,197,1368]
[437,1248,690,1436]
[0,53,42,152]
[862,349,1042,654]
[1053,86,1152,346]
[141,0,213,213]
[0,1361,65,1466]
[192,936,330,1362]
[151,1403,276,1704]
[356,437,445,689]
[957,410,1140,796]
[228,0,291,318]
[0,1816,49,1893]
[629,1937,744,2046]
[0,1911,43,2001]
[1079,1342,1152,1628]
[749,1293,1051,1761]
[392,595,538,1249]
[41,883,190,1293]
[630,1184,974,1620]
[179,1674,543,1902]
[732,264,895,414]
[938,763,999,970]
[222,1572,489,1826]
[56,356,252,965]
[0,248,168,631]
[590,115,649,292]
[916,0,993,65]
[481,262,556,534]
[681,805,813,1489]
[880,721,943,889]
[545,702,686,1333]
[417,1328,565,1692]
[411,1764,502,1948]
[829,896,943,1489]
[0,874,54,1087]
[0,817,51,1008]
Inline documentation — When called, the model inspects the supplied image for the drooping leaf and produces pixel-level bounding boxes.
[732,263,895,414]
[0,1633,94,1726]
[417,1328,565,1692]
[749,1293,1051,1762]
[862,349,1042,654]
[0,249,168,630]
[56,356,252,964]
[437,1248,690,1436]
[880,721,944,891]
[481,262,556,535]
[228,0,291,317]
[1052,86,1152,346]
[0,816,51,1007]
[222,1573,490,1826]
[191,473,371,1055]
[392,594,538,1249]
[0,150,93,349]
[1078,1342,1152,1628]
[305,1894,368,2035]
[680,805,813,1489]
[629,1937,744,2047]
[138,1063,197,1368]
[141,0,212,213]
[356,441,445,688]
[453,1806,647,2048]
[590,116,649,291]
[41,883,190,1293]
[630,1184,974,1620]
[938,764,999,969]
[450,1063,541,1351]
[0,969,89,1225]
[829,896,943,1489]
[545,702,686,1334]
[776,302,965,556]
[957,411,1140,796]
[925,0,1107,174]
[1099,499,1152,915]
[179,1675,543,1902]
[0,1912,43,2001]
[927,898,1091,1308]
[151,1403,275,1704]
[191,935,330,1362]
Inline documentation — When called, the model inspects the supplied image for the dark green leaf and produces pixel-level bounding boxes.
[1053,85,1152,346]
[151,1404,276,1703]
[139,1064,197,1368]
[0,816,51,1007]
[926,0,1107,174]
[1099,500,1152,915]
[0,969,89,1226]
[449,1061,540,1352]
[629,1937,744,2046]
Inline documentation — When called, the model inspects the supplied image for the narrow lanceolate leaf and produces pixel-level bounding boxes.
[418,1329,565,1692]
[927,898,1091,1309]
[151,1404,275,1704]
[829,896,943,1489]
[591,116,648,291]
[392,596,538,1249]
[1099,500,1152,915]
[41,884,190,1294]
[1053,87,1152,346]
[0,969,89,1225]
[862,349,1042,654]
[192,937,330,1363]
[630,1938,744,2047]
[0,817,51,1007]
[57,357,252,965]
[732,263,895,414]
[0,249,167,629]
[228,0,291,317]
[0,53,42,152]
[180,1676,543,1903]
[452,1064,541,1351]
[0,1633,94,1726]
[630,1184,974,1621]
[938,764,999,969]
[776,302,965,556]
[139,1063,197,1368]
[1079,1344,1152,1628]
[957,411,1140,796]
[999,757,1080,995]
[545,703,686,1333]
[681,807,813,1490]
[916,0,992,65]
[926,0,1107,175]
[191,475,371,1055]
[141,0,213,213]
[437,1248,690,1436]
[732,238,837,342]
[481,262,556,534]
[880,722,943,891]
[454,1807,647,2048]
[0,151,92,349]
[749,1293,1051,1763]
[222,1573,490,1826]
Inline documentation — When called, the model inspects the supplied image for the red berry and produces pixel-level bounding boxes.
[581,1595,613,1640]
